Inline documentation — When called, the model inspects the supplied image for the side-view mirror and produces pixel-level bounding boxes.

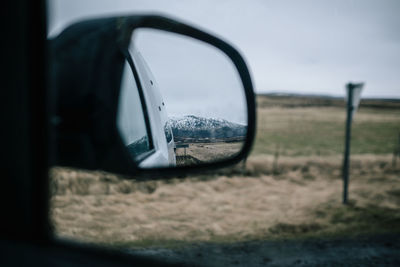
[50,15,255,178]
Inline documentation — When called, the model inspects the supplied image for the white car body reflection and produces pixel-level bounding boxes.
[117,48,176,168]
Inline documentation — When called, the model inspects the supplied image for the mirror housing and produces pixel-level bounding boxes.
[49,15,256,179]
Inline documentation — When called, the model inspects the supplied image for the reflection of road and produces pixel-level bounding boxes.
[128,234,400,266]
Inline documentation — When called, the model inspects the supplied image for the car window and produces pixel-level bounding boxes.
[117,61,152,160]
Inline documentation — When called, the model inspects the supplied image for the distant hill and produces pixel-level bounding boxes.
[257,93,400,109]
[168,115,246,142]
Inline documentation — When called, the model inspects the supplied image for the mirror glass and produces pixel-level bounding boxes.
[117,29,247,168]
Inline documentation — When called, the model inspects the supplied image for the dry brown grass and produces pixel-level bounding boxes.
[50,154,400,248]
[175,142,243,165]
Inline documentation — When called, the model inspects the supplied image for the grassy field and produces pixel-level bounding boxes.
[254,95,400,156]
[50,95,400,248]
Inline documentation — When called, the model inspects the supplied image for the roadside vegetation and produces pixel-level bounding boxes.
[50,95,400,248]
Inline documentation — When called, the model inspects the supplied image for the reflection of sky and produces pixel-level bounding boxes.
[134,29,247,124]
[49,0,400,98]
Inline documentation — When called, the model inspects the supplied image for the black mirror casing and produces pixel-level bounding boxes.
[50,15,256,179]
[49,18,134,173]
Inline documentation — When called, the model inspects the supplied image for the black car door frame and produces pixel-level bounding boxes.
[2,0,50,241]
[1,1,181,266]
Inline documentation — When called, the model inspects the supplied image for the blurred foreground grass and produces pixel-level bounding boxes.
[50,156,400,248]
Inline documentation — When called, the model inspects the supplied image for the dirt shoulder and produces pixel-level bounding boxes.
[129,234,400,267]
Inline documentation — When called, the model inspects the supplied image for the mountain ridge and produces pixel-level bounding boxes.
[168,115,246,141]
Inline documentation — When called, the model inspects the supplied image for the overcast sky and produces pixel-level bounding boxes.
[48,0,400,99]
[133,29,247,124]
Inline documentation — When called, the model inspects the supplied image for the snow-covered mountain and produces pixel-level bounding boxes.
[168,115,246,140]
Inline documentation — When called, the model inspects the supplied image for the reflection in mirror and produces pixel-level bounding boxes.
[117,29,247,168]
[117,62,153,162]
